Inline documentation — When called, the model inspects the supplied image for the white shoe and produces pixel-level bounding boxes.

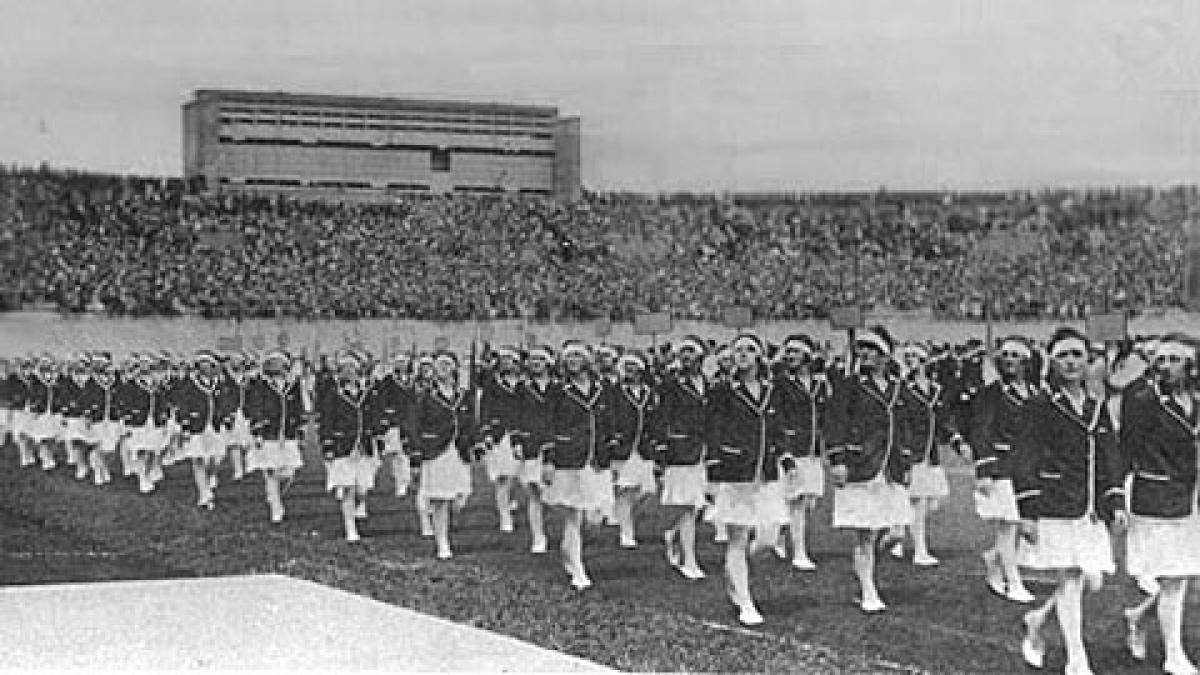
[1021,613,1045,669]
[1123,608,1147,661]
[346,532,361,543]
[1164,657,1200,675]
[436,549,453,560]
[354,503,368,520]
[1005,586,1035,604]
[737,606,764,626]
[887,542,905,559]
[75,467,89,481]
[569,574,592,590]
[772,542,788,560]
[663,530,681,567]
[208,475,218,490]
[912,553,939,567]
[679,565,706,581]
[791,556,817,571]
[619,535,638,549]
[530,538,548,554]
[982,550,1006,596]
[1063,661,1093,675]
[499,514,515,533]
[856,597,887,614]
[270,507,285,523]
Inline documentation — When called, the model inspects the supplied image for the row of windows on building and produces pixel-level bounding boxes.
[219,115,555,140]
[216,136,554,158]
[218,106,553,127]
[216,175,550,195]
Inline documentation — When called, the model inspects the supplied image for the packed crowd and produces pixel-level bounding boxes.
[2,326,1198,675]
[0,166,1191,321]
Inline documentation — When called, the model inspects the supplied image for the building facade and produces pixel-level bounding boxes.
[182,89,581,202]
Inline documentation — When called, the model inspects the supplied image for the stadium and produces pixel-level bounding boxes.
[4,2,1200,674]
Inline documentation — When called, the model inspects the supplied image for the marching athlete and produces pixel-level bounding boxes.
[317,350,382,543]
[27,355,65,471]
[172,350,228,509]
[885,342,963,567]
[608,350,659,549]
[542,340,615,589]
[410,350,479,559]
[1120,333,1200,675]
[478,346,525,534]
[769,334,830,571]
[705,332,789,626]
[218,352,256,482]
[826,326,913,614]
[79,353,121,485]
[972,336,1039,603]
[515,345,557,553]
[1014,327,1127,675]
[115,355,172,493]
[58,355,94,480]
[654,335,711,580]
[244,350,307,523]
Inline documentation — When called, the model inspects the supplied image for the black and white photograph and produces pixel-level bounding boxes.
[3,1,1200,672]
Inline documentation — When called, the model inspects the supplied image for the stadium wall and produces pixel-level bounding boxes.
[2,310,1194,358]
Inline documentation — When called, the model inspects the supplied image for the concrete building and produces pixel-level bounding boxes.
[182,89,581,202]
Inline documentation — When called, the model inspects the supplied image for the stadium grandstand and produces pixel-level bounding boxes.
[182,90,581,202]
[0,166,1191,321]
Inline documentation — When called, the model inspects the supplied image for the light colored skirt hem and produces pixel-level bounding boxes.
[833,475,912,529]
[247,440,304,473]
[326,454,381,492]
[1126,514,1200,579]
[709,481,788,528]
[1018,516,1115,575]
[417,449,473,501]
[660,464,708,507]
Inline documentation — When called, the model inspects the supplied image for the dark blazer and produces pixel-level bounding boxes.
[826,373,912,485]
[315,379,381,460]
[55,377,91,418]
[374,375,417,440]
[478,372,525,442]
[515,378,557,460]
[546,377,614,470]
[1013,386,1124,521]
[245,376,306,441]
[897,377,957,465]
[115,379,173,427]
[972,380,1035,480]
[25,376,60,415]
[772,374,829,459]
[705,379,784,483]
[607,382,659,462]
[80,378,121,423]
[409,385,480,464]
[1121,384,1200,518]
[652,373,709,466]
[171,376,223,433]
[215,376,251,429]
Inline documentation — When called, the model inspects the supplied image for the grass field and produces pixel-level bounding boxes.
[2,438,1197,673]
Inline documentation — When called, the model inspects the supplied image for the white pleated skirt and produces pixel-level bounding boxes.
[613,454,658,493]
[26,413,64,442]
[182,428,228,460]
[8,409,29,436]
[225,411,255,447]
[90,421,123,454]
[1126,513,1200,579]
[660,464,708,508]
[543,466,614,518]
[484,433,521,481]
[833,474,912,530]
[126,423,169,454]
[1018,515,1115,575]
[326,453,381,492]
[974,478,1021,522]
[909,462,949,498]
[709,480,789,529]
[418,447,473,501]
[782,456,825,500]
[63,417,91,443]
[247,440,304,473]
[517,457,546,486]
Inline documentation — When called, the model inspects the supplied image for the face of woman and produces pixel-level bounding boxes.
[678,345,701,370]
[855,344,884,371]
[526,355,548,376]
[783,344,810,369]
[1050,338,1088,384]
[998,343,1027,378]
[434,358,457,383]
[901,350,926,374]
[1155,343,1191,386]
[563,353,586,374]
[732,340,760,371]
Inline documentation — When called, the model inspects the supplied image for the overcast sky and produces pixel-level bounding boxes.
[2,0,1199,191]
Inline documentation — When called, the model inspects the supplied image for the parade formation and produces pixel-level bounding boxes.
[1,326,1199,675]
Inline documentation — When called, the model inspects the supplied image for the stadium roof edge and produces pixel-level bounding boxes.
[189,89,560,117]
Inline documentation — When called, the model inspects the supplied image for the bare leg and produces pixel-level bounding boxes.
[560,508,590,588]
[526,483,547,553]
[724,525,762,624]
[853,529,885,611]
[264,470,284,522]
[192,458,214,508]
[338,487,360,542]
[790,497,816,569]
[1053,570,1090,673]
[1159,578,1196,674]
[495,476,515,532]
[911,498,938,565]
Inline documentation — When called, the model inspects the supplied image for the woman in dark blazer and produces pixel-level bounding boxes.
[1014,327,1127,675]
[704,332,788,626]
[1120,334,1200,675]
